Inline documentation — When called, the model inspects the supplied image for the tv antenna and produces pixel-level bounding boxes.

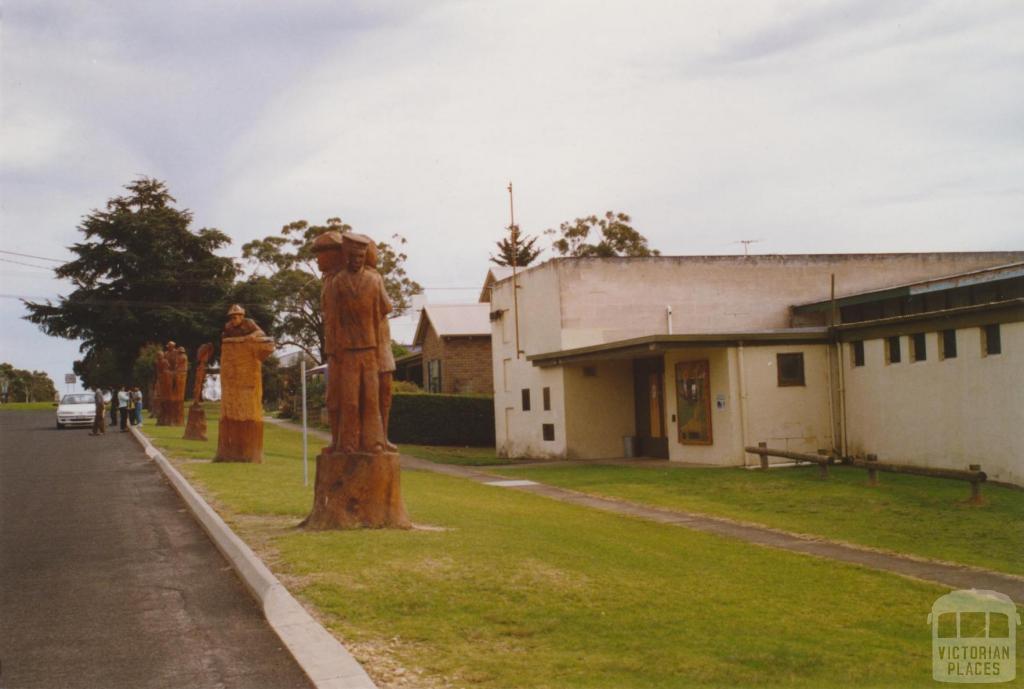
[734,239,763,255]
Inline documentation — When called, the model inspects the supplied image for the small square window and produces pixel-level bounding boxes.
[983,324,1001,356]
[940,329,957,359]
[542,387,551,411]
[542,423,555,441]
[777,353,805,386]
[521,388,531,411]
[852,341,865,367]
[886,336,901,364]
[582,366,597,377]
[911,333,926,362]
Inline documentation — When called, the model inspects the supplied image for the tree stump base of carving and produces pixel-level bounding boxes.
[157,400,185,426]
[182,402,207,441]
[214,418,264,463]
[302,450,411,530]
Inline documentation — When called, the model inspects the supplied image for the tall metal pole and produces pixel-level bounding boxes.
[508,182,522,358]
[300,357,308,487]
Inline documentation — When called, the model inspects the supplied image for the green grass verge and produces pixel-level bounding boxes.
[0,402,57,411]
[399,444,520,466]
[490,463,1024,575]
[140,409,1018,689]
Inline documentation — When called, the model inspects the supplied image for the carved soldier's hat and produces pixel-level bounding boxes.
[311,231,345,252]
[342,232,372,247]
[227,304,246,316]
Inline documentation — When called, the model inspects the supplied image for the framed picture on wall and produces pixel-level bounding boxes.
[675,359,712,445]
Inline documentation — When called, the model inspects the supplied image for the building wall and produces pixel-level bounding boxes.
[555,254,1024,350]
[492,263,566,457]
[420,324,444,391]
[663,348,740,465]
[489,253,1022,466]
[421,325,493,394]
[563,361,635,459]
[661,345,834,465]
[441,336,493,394]
[740,344,834,458]
[843,322,1024,485]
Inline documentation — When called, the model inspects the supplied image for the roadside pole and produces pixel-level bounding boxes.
[301,358,308,487]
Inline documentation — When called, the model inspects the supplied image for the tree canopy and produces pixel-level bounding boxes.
[240,218,422,363]
[0,363,57,402]
[546,211,660,258]
[490,224,543,267]
[22,178,257,389]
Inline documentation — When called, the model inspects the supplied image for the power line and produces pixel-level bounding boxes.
[0,250,65,263]
[0,258,57,271]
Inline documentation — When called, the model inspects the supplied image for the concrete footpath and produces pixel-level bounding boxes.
[269,417,1024,603]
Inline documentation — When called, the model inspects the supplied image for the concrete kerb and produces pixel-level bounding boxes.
[129,426,378,689]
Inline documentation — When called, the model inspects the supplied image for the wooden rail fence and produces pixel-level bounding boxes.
[744,443,987,504]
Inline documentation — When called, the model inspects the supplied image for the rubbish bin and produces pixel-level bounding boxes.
[622,435,638,458]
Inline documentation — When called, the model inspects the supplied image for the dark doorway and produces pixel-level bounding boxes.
[633,358,668,458]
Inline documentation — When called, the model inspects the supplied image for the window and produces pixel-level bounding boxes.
[940,329,957,359]
[852,341,865,367]
[886,336,901,364]
[542,387,551,411]
[982,324,1001,356]
[521,388,531,411]
[911,333,927,362]
[776,353,805,386]
[542,423,555,441]
[427,360,442,393]
[582,365,597,377]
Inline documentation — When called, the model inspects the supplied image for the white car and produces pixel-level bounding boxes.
[56,393,96,429]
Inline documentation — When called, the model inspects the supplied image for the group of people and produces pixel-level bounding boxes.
[90,386,144,435]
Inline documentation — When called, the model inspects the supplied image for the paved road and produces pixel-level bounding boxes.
[0,410,313,689]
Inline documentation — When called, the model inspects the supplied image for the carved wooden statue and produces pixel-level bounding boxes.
[215,305,274,463]
[183,343,214,441]
[303,232,410,530]
[155,341,185,426]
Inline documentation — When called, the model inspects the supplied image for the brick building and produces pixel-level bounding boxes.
[412,304,493,394]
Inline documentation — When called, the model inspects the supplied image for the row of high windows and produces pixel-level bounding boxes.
[850,324,1002,367]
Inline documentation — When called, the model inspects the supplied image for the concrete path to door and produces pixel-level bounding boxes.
[267,419,1024,603]
[0,410,314,689]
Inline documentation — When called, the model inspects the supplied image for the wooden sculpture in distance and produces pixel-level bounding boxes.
[183,343,214,441]
[215,305,275,463]
[302,232,410,530]
[156,341,186,426]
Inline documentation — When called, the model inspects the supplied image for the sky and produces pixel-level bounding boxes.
[2,0,1022,390]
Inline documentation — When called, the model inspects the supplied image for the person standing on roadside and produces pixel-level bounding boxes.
[117,386,130,432]
[108,388,117,426]
[90,388,106,436]
[132,387,143,426]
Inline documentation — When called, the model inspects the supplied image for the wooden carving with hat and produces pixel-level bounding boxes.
[215,303,275,463]
[302,230,411,529]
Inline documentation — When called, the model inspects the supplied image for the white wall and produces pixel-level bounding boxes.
[741,345,834,457]
[843,323,1024,485]
[563,361,635,459]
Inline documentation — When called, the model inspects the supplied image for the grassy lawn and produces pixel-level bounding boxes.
[136,406,1012,689]
[491,463,1024,576]
[399,443,520,466]
[0,401,57,411]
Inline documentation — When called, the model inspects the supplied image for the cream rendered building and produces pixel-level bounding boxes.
[488,253,1024,485]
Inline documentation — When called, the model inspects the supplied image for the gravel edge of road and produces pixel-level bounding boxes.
[129,426,379,689]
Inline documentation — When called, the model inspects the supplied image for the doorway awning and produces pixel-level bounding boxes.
[527,329,829,368]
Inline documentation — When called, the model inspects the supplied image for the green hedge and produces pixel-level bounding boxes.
[389,393,495,447]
